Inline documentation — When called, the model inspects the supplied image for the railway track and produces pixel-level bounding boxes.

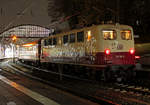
[100,83,150,105]
[3,60,150,105]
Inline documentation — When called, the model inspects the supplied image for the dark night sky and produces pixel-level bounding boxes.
[48,0,150,43]
[0,0,149,43]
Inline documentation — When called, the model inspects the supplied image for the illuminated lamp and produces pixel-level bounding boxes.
[135,56,140,59]
[87,30,91,41]
[129,48,135,54]
[105,49,110,55]
[12,35,17,41]
[22,42,36,47]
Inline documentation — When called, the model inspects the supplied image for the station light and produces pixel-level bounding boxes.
[22,42,36,47]
[22,43,33,47]
[12,35,17,41]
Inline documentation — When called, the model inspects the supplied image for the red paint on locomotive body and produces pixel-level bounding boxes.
[95,52,135,65]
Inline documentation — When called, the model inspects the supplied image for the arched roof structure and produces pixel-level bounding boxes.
[0,0,69,44]
[0,25,53,44]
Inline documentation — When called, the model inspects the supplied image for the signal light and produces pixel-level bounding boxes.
[129,48,135,54]
[105,49,110,55]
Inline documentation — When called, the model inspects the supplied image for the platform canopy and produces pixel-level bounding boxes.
[0,0,69,45]
[0,25,53,45]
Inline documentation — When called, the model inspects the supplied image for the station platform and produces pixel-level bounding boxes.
[1,59,150,105]
[0,68,98,105]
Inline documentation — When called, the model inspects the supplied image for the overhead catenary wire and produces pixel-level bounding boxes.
[1,0,34,43]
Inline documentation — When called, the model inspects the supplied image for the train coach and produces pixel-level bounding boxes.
[19,23,136,81]
[17,42,39,65]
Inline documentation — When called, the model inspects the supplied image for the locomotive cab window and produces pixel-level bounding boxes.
[103,30,116,40]
[70,33,75,43]
[63,35,68,44]
[121,30,132,40]
[77,31,84,42]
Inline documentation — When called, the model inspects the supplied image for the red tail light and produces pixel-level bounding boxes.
[135,56,140,59]
[129,48,135,54]
[105,49,110,55]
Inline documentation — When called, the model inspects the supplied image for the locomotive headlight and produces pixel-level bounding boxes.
[129,48,135,54]
[105,49,111,55]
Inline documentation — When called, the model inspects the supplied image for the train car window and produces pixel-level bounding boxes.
[121,30,132,40]
[48,38,52,45]
[44,39,49,46]
[63,35,68,44]
[77,31,84,42]
[70,33,75,43]
[103,30,116,40]
[53,37,57,45]
[44,39,47,46]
